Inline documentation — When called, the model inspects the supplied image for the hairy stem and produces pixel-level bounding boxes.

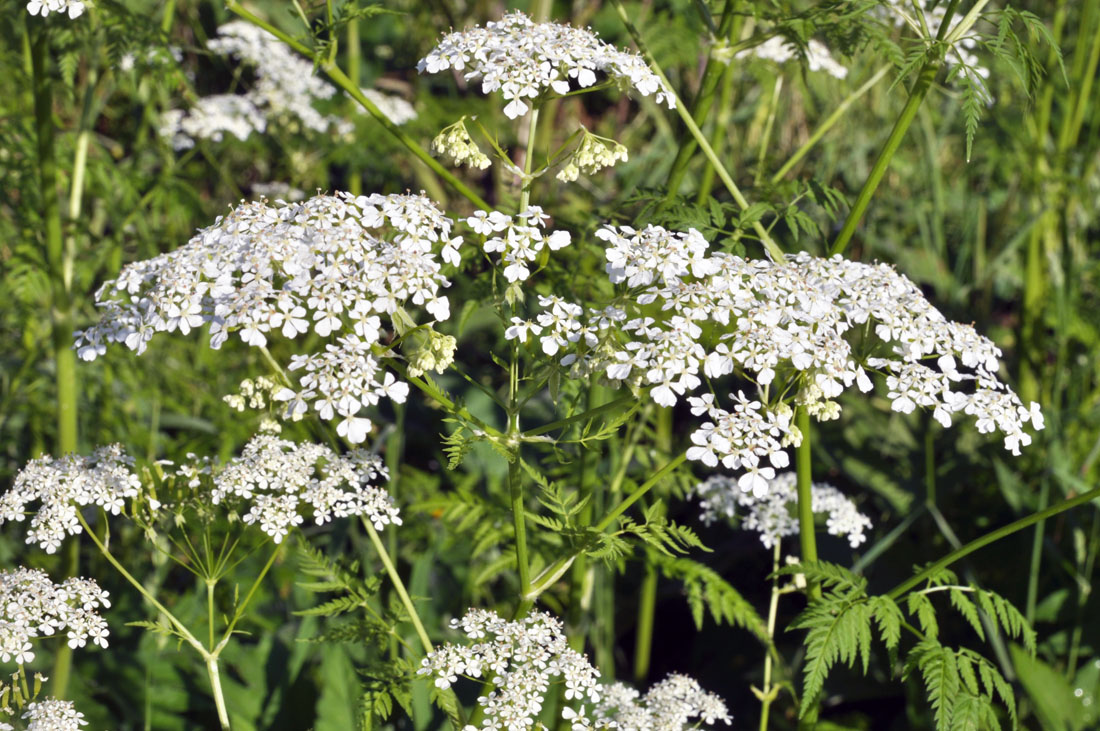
[205,656,231,730]
[758,543,783,731]
[362,518,434,654]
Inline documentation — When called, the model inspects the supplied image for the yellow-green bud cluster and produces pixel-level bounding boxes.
[557,129,628,183]
[406,330,458,378]
[432,119,491,170]
[223,376,279,412]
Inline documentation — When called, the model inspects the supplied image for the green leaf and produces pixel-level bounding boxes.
[1010,643,1088,731]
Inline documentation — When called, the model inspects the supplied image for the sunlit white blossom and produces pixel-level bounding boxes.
[19,698,88,731]
[420,608,730,730]
[419,12,675,119]
[175,432,399,543]
[76,191,457,443]
[694,472,872,548]
[360,87,417,126]
[2,446,141,553]
[0,568,110,665]
[532,224,1041,489]
[467,207,571,284]
[26,0,85,19]
[737,36,848,79]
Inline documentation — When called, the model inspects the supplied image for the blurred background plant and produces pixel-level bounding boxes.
[0,0,1096,729]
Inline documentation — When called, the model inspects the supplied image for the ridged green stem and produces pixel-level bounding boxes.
[795,409,819,599]
[758,543,783,731]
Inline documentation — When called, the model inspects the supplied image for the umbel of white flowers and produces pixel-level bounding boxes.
[515,223,1043,495]
[694,472,872,549]
[160,21,414,150]
[4,433,399,547]
[75,192,461,444]
[418,11,675,119]
[0,698,89,731]
[0,567,110,665]
[419,608,731,730]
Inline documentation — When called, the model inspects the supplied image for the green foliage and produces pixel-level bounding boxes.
[653,554,769,640]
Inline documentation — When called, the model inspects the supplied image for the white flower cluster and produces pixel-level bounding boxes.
[0,568,110,665]
[694,472,872,548]
[737,36,848,79]
[75,191,459,443]
[418,12,675,119]
[557,130,628,183]
[592,674,732,729]
[419,609,602,730]
[0,699,88,731]
[25,0,84,18]
[467,207,571,283]
[433,119,492,170]
[3,446,141,554]
[177,433,398,543]
[360,87,418,126]
[159,22,415,150]
[159,95,267,152]
[419,608,730,730]
[532,224,1042,487]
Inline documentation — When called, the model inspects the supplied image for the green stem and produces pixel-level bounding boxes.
[758,543,783,731]
[347,16,362,197]
[633,556,658,683]
[214,543,281,652]
[829,1,964,256]
[609,0,785,262]
[595,454,687,533]
[205,656,231,731]
[225,1,490,211]
[206,580,216,650]
[754,75,783,185]
[75,513,205,653]
[664,0,739,199]
[518,107,540,212]
[523,394,636,437]
[696,55,737,203]
[770,65,891,184]
[888,484,1100,600]
[362,519,434,654]
[509,456,532,604]
[1024,477,1050,623]
[795,409,820,599]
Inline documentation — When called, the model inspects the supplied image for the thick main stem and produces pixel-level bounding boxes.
[205,657,231,731]
[795,409,819,598]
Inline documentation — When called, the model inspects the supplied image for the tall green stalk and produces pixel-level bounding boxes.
[664,0,739,199]
[830,0,965,256]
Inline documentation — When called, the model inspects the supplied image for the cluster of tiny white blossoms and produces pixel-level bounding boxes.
[694,472,872,548]
[737,36,848,79]
[418,12,674,119]
[0,699,88,731]
[432,119,492,170]
[530,224,1042,489]
[175,432,398,543]
[420,609,730,730]
[0,568,110,666]
[159,22,415,150]
[2,446,141,554]
[75,191,462,443]
[557,130,628,183]
[590,674,732,729]
[419,609,602,730]
[25,0,85,19]
[467,206,571,284]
